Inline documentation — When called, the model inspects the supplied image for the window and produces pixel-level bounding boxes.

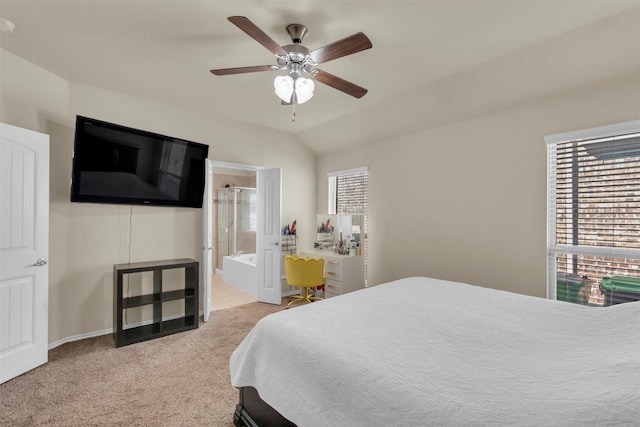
[546,121,640,306]
[328,167,368,216]
[328,167,368,280]
[247,192,257,232]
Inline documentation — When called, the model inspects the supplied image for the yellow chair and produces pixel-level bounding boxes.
[284,255,324,309]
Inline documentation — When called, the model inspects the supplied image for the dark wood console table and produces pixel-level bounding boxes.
[113,258,199,347]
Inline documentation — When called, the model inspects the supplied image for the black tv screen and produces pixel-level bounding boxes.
[70,116,209,208]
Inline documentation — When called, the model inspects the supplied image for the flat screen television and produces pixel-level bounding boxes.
[70,116,209,208]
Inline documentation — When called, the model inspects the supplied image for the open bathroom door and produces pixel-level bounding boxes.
[256,168,282,305]
[201,159,213,322]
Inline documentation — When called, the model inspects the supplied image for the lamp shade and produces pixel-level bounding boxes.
[295,77,314,104]
[274,75,294,103]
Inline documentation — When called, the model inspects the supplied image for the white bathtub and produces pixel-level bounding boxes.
[222,253,257,298]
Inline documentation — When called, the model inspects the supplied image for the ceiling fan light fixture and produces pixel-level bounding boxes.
[294,77,314,104]
[274,75,294,103]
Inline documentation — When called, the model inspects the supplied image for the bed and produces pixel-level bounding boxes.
[230,277,640,426]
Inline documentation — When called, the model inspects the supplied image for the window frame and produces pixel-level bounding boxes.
[327,166,368,215]
[545,119,640,300]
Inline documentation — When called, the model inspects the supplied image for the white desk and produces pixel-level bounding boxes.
[300,250,365,298]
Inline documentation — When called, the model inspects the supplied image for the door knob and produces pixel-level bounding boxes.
[28,258,48,267]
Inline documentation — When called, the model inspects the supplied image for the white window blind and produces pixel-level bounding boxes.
[328,167,368,215]
[546,121,640,306]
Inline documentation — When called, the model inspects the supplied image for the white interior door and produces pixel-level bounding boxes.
[0,122,49,384]
[256,168,282,305]
[201,159,213,322]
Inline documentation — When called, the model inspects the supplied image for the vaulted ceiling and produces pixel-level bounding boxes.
[1,1,639,154]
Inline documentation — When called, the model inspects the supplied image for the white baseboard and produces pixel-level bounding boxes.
[48,328,112,350]
[47,314,186,351]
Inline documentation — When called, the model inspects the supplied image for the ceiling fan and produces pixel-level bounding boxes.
[210,16,372,111]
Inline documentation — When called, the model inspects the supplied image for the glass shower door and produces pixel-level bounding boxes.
[235,187,257,254]
[216,189,229,270]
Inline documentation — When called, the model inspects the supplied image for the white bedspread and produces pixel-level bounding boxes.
[230,277,640,426]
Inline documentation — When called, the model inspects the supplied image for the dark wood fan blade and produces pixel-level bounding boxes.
[210,65,276,76]
[314,70,368,98]
[308,32,372,64]
[228,16,288,56]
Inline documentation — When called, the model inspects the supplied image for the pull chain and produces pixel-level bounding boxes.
[292,103,296,122]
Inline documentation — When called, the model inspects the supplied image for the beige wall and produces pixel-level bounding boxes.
[317,73,640,297]
[1,49,317,345]
[4,41,639,344]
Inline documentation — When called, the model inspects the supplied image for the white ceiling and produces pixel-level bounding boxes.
[1,1,639,154]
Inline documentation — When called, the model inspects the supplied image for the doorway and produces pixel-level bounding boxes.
[202,161,283,321]
[211,163,258,310]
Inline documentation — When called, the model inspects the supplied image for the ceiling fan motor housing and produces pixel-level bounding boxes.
[277,44,315,78]
[286,23,308,44]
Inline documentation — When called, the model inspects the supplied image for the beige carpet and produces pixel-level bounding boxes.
[0,301,285,426]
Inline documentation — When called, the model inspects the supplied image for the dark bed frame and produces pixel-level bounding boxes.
[234,386,297,427]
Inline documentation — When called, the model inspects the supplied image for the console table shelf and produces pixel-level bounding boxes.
[113,258,199,347]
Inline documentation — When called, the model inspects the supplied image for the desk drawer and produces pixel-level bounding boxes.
[324,278,343,296]
[325,259,343,280]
